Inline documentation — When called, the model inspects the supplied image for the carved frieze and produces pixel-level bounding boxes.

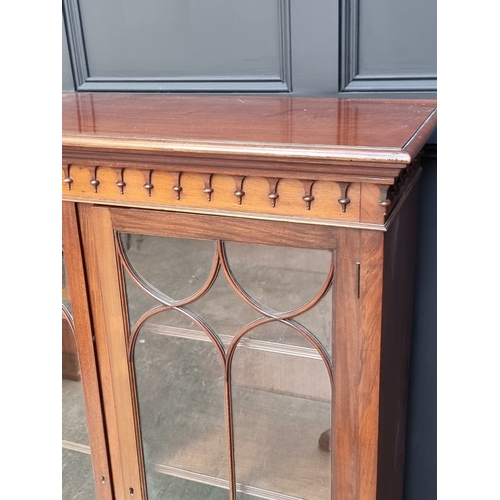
[62,162,419,226]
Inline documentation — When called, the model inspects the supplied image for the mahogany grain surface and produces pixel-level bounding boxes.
[62,93,437,166]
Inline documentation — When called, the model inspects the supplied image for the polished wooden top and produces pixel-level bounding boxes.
[62,93,436,166]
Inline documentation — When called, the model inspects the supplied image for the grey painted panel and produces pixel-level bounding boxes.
[289,0,339,96]
[339,0,436,92]
[358,0,436,77]
[62,17,75,91]
[80,0,282,80]
[64,0,343,96]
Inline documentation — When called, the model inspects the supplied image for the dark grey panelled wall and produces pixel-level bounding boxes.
[63,0,436,96]
[63,0,342,94]
[62,1,437,498]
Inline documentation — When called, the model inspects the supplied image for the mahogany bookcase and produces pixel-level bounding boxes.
[62,93,437,500]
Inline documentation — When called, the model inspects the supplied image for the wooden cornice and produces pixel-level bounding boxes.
[62,93,436,226]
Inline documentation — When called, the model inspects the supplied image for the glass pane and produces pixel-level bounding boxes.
[62,369,89,446]
[286,287,333,354]
[231,327,331,500]
[119,232,334,499]
[145,475,229,500]
[62,253,97,499]
[134,311,229,500]
[189,271,260,340]
[62,449,97,500]
[123,270,160,331]
[119,233,217,302]
[223,242,332,313]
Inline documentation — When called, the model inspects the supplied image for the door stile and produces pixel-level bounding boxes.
[332,228,384,500]
[357,229,384,500]
[62,201,114,500]
[78,203,147,500]
[113,230,149,500]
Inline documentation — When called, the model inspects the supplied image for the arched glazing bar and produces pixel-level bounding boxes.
[217,240,335,321]
[115,231,221,309]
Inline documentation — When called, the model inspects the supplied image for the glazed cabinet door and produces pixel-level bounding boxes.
[78,203,353,500]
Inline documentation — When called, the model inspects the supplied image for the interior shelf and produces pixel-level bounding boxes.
[142,322,323,360]
[140,322,332,402]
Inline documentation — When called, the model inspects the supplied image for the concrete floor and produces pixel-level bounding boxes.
[63,234,333,500]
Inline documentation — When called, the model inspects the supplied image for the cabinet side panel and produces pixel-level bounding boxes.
[376,179,419,499]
